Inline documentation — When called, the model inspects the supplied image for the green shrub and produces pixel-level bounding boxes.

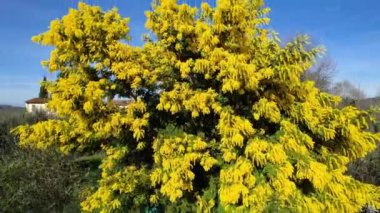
[348,144,380,186]
[0,108,48,150]
[0,148,84,213]
[0,108,85,212]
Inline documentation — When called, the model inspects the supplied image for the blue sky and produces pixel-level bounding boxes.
[0,0,379,106]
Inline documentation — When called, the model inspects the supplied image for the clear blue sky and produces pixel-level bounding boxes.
[0,0,379,106]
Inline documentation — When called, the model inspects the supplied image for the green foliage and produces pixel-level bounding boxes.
[0,107,90,213]
[348,113,380,187]
[0,107,47,150]
[0,148,84,213]
[349,145,380,186]
[39,76,49,99]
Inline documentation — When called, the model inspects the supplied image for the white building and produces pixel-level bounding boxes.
[25,98,132,114]
[25,98,48,113]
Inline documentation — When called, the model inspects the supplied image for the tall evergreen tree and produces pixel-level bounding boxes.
[38,76,48,99]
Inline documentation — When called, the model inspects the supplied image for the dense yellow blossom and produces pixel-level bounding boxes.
[14,0,380,212]
[151,126,217,202]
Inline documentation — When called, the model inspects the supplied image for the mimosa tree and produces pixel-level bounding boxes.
[15,0,380,212]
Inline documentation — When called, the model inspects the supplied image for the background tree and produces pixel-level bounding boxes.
[302,57,336,92]
[39,76,48,99]
[332,80,366,107]
[332,80,366,100]
[14,1,380,212]
[301,54,367,102]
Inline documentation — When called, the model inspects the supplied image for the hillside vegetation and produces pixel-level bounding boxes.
[0,108,88,212]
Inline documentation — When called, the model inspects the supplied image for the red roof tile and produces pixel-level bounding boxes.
[25,98,48,104]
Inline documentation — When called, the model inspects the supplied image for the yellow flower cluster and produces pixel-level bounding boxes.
[151,126,217,202]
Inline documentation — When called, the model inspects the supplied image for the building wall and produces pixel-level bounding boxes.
[25,103,48,113]
[25,103,128,114]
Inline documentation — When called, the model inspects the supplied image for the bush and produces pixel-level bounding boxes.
[0,108,48,150]
[348,119,380,186]
[0,148,84,213]
[348,145,380,186]
[14,1,380,212]
[0,108,86,212]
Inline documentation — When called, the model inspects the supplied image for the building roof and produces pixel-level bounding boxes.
[25,98,48,104]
